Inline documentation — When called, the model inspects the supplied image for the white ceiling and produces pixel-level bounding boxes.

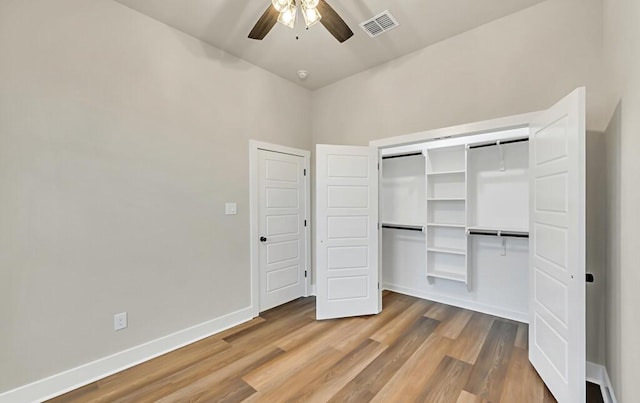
[114,0,546,89]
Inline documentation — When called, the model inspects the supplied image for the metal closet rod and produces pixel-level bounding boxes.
[382,224,424,232]
[467,229,529,238]
[468,137,529,150]
[381,152,423,160]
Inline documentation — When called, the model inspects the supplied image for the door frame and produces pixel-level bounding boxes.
[369,112,541,150]
[370,111,541,317]
[249,140,311,317]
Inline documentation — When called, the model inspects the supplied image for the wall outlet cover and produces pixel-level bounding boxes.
[114,312,127,331]
[225,202,238,215]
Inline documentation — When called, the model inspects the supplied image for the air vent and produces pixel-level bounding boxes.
[359,10,399,38]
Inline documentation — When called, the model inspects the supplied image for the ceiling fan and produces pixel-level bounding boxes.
[248,0,354,43]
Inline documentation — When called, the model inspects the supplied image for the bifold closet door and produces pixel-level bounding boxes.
[529,87,586,403]
[315,145,380,320]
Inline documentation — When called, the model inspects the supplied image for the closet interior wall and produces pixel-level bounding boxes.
[381,128,530,321]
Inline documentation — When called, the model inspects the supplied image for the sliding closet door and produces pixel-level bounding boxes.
[315,145,380,320]
[529,87,585,402]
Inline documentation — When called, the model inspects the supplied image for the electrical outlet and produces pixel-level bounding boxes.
[225,202,237,215]
[114,312,127,331]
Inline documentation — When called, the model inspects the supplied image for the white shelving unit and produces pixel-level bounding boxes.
[379,127,532,324]
[423,145,469,288]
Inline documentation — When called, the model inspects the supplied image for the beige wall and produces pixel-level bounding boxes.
[312,0,608,146]
[586,131,606,365]
[603,0,640,400]
[603,103,622,396]
[0,0,310,392]
[2,0,637,397]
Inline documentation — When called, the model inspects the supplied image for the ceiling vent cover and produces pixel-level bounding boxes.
[359,10,399,38]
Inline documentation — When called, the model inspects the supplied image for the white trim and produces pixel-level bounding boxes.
[249,140,311,316]
[370,112,540,149]
[0,306,254,403]
[586,362,618,403]
[383,283,528,323]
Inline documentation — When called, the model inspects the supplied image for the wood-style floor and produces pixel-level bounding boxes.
[50,291,557,403]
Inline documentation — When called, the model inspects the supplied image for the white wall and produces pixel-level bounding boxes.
[603,0,640,400]
[312,0,608,146]
[0,0,310,393]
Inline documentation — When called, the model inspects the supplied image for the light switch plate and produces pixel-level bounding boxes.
[225,202,237,215]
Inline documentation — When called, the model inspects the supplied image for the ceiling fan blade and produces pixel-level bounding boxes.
[248,5,279,40]
[317,0,354,43]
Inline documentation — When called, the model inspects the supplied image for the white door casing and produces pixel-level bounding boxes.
[258,150,306,312]
[529,87,586,402]
[316,145,380,320]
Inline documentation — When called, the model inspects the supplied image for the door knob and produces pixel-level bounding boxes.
[260,236,267,242]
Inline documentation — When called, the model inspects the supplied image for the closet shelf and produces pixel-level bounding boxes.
[427,246,466,256]
[427,197,466,201]
[427,270,467,282]
[467,137,529,150]
[427,222,465,228]
[426,169,465,176]
[466,226,529,236]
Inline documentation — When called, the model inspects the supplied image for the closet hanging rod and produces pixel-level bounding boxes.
[467,229,529,238]
[382,224,424,232]
[381,152,423,160]
[467,137,529,150]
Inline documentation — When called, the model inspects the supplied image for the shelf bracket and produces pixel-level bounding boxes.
[497,140,505,171]
[501,237,507,256]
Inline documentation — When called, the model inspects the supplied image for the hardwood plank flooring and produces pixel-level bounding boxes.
[50,292,557,403]
[328,316,440,402]
[464,320,518,401]
[418,356,473,402]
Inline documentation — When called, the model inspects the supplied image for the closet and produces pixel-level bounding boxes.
[315,87,586,402]
[381,128,530,320]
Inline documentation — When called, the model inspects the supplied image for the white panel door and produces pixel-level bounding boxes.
[258,150,306,311]
[529,88,585,402]
[316,145,380,320]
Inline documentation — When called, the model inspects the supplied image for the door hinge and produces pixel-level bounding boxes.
[304,219,307,227]
[377,223,380,230]
[303,169,306,176]
[305,270,308,278]
[377,163,380,170]
[378,282,380,290]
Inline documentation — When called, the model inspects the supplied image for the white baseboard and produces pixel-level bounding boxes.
[586,361,618,403]
[309,284,317,296]
[383,283,528,323]
[0,306,255,403]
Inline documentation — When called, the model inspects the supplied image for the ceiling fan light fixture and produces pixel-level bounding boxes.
[271,0,290,13]
[277,2,297,29]
[302,5,322,28]
[249,0,353,43]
